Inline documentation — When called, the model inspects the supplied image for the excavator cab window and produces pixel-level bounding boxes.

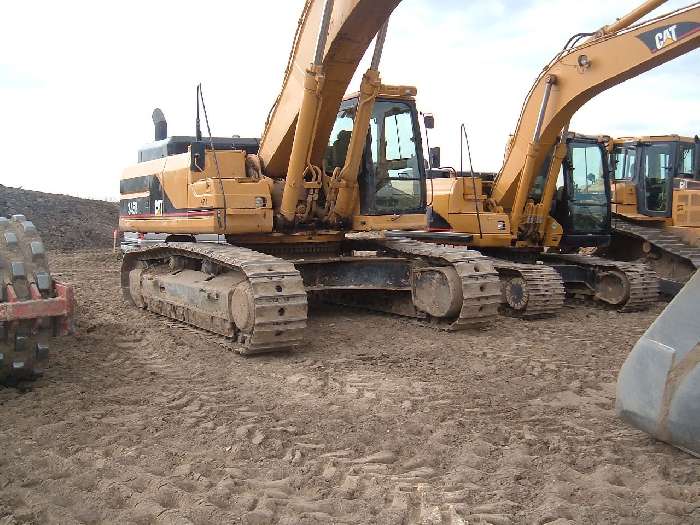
[567,142,609,232]
[612,146,636,181]
[325,107,355,173]
[678,142,695,179]
[366,101,425,214]
[553,140,611,246]
[638,142,674,216]
[326,97,426,216]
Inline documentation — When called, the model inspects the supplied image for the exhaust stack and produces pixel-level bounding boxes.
[152,108,167,141]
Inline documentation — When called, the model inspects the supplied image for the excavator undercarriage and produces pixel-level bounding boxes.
[610,217,700,295]
[121,236,507,354]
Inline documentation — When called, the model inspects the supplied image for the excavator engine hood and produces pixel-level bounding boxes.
[616,270,700,457]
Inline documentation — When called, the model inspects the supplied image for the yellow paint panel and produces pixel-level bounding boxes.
[674,190,700,227]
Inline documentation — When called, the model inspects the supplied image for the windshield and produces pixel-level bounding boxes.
[325,106,355,173]
[326,99,424,215]
[679,142,695,178]
[641,142,673,213]
[613,146,636,181]
[567,142,609,233]
[367,100,424,214]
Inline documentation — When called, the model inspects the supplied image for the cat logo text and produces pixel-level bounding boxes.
[655,24,678,50]
[637,21,700,54]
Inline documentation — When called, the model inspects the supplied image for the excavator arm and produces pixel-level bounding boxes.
[491,2,700,237]
[258,0,401,179]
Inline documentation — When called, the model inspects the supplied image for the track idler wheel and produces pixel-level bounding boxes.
[502,276,529,312]
[411,266,463,319]
[595,270,630,306]
[230,282,255,338]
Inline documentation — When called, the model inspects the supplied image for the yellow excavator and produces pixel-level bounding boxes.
[117,0,699,456]
[119,0,700,351]
[120,0,509,355]
[607,135,700,294]
[419,0,700,314]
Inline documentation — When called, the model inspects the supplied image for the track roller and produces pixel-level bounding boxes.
[494,263,566,317]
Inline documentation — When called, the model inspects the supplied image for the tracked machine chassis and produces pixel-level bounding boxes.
[0,215,74,382]
[121,238,506,352]
[542,253,659,311]
[490,249,660,312]
[474,246,659,313]
[348,237,502,328]
[609,219,700,296]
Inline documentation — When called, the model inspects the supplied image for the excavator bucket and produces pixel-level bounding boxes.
[616,270,700,457]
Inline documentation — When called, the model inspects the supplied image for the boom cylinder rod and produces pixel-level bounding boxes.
[280,0,337,223]
[370,22,389,71]
[533,75,556,143]
[510,75,556,236]
[314,0,336,65]
[596,0,667,36]
[328,23,389,223]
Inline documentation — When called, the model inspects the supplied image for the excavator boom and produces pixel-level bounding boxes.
[258,0,401,178]
[493,3,700,223]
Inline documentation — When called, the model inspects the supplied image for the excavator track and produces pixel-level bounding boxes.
[369,238,502,328]
[545,253,659,312]
[0,215,53,381]
[491,261,566,317]
[612,219,700,292]
[121,243,307,355]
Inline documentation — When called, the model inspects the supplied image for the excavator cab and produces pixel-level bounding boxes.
[325,94,427,218]
[611,137,699,219]
[550,136,612,248]
[637,140,675,217]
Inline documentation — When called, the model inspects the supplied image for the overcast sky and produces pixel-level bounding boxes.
[1,0,698,200]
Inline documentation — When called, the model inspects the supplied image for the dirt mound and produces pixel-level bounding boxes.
[0,185,118,251]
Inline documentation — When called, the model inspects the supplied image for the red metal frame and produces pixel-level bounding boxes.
[0,281,75,336]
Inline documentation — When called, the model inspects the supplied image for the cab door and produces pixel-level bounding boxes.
[325,97,427,228]
[361,99,426,216]
[553,139,612,247]
[635,142,674,218]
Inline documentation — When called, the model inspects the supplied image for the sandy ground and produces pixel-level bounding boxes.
[0,249,698,525]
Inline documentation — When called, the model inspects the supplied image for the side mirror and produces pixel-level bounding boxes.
[423,114,435,130]
[429,146,441,168]
[191,142,206,172]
